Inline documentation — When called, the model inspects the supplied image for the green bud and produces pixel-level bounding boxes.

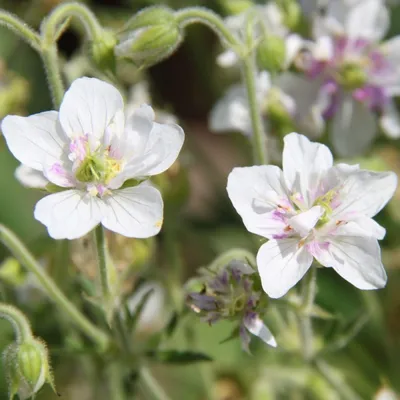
[0,258,26,286]
[257,35,286,73]
[3,338,55,400]
[91,29,117,73]
[337,62,367,90]
[264,88,295,137]
[115,7,183,68]
[219,0,254,15]
[276,0,301,30]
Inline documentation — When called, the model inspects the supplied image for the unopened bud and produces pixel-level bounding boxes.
[219,0,254,15]
[276,0,301,30]
[3,338,55,400]
[257,35,286,73]
[115,7,183,68]
[91,29,118,73]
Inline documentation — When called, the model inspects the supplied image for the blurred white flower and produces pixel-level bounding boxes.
[227,132,397,298]
[293,0,400,156]
[217,3,302,69]
[375,387,399,400]
[1,77,184,239]
[127,282,167,335]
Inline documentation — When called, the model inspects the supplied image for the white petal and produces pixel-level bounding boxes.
[288,206,324,237]
[209,83,252,135]
[381,36,400,83]
[313,36,334,62]
[345,0,389,41]
[257,239,313,298]
[216,50,239,68]
[331,95,377,157]
[227,166,290,238]
[315,236,387,290]
[334,218,386,240]
[244,316,277,347]
[332,170,397,218]
[275,73,324,137]
[59,77,124,139]
[381,101,400,138]
[101,184,163,238]
[283,132,333,207]
[34,190,103,240]
[1,111,67,170]
[15,165,49,189]
[110,119,184,187]
[284,34,303,68]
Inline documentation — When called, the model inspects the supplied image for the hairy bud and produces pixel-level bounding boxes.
[115,7,183,68]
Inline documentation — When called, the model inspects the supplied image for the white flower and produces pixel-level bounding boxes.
[217,4,302,69]
[227,132,397,298]
[1,77,184,240]
[292,0,400,156]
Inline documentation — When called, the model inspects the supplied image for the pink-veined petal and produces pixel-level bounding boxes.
[59,77,124,139]
[1,111,67,171]
[257,239,313,298]
[34,190,103,240]
[101,184,163,238]
[314,236,387,290]
[283,132,333,207]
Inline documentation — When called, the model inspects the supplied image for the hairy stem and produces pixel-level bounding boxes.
[0,224,110,350]
[0,303,33,343]
[241,55,268,165]
[140,367,172,400]
[94,225,110,301]
[175,7,241,50]
[0,10,40,51]
[299,265,317,362]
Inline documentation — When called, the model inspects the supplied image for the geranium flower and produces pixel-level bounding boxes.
[227,132,397,298]
[291,0,400,156]
[1,77,184,239]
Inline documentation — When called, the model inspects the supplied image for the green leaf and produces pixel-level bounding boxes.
[146,350,212,365]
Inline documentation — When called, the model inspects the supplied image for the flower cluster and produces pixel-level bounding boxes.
[228,132,397,298]
[210,0,400,156]
[1,77,184,240]
[187,261,276,352]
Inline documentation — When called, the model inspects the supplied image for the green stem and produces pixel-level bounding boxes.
[40,45,64,109]
[41,2,102,43]
[108,363,126,400]
[314,360,362,400]
[0,303,33,342]
[94,225,110,301]
[140,367,172,400]
[175,7,241,49]
[241,55,268,164]
[0,10,41,51]
[0,224,110,350]
[299,265,317,362]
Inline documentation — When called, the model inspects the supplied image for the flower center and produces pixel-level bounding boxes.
[70,135,122,187]
[336,61,368,90]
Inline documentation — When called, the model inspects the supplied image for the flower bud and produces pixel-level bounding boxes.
[115,7,183,68]
[276,0,301,30]
[91,29,118,73]
[3,338,55,400]
[257,35,286,73]
[219,0,254,15]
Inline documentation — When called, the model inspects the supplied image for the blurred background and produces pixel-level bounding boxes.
[0,0,400,399]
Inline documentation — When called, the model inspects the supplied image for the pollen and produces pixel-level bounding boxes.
[155,219,163,228]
